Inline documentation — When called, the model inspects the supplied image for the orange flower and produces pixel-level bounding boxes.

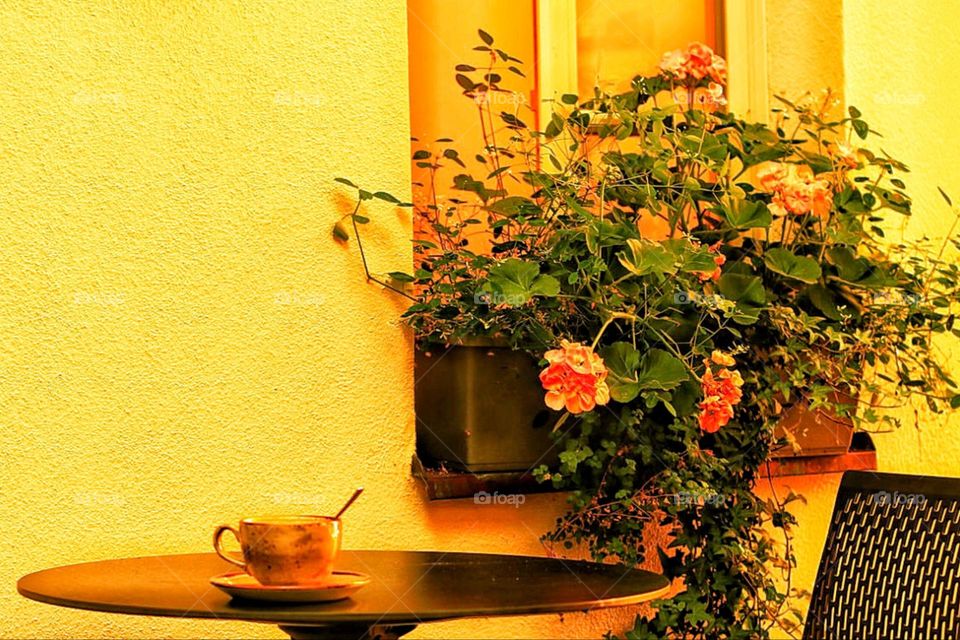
[697,352,743,433]
[701,367,744,406]
[539,340,610,414]
[709,350,736,367]
[698,397,734,433]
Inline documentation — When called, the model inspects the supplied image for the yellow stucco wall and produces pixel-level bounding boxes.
[1,2,957,639]
[0,2,636,638]
[843,0,960,525]
[759,0,960,625]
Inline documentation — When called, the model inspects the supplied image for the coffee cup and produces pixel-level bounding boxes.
[213,515,341,585]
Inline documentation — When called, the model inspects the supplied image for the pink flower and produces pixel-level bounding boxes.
[658,42,727,86]
[832,142,861,169]
[539,340,610,414]
[758,163,833,217]
[658,49,688,80]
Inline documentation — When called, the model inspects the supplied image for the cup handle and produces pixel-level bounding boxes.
[213,525,246,569]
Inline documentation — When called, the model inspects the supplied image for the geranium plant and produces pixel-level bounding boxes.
[336,33,960,638]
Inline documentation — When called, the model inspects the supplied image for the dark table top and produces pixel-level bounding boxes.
[17,550,670,626]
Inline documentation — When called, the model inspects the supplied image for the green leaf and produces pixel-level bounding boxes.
[561,94,578,105]
[848,105,862,119]
[442,148,466,168]
[484,258,560,305]
[485,196,538,217]
[544,113,564,138]
[618,239,677,279]
[500,112,527,128]
[332,220,349,242]
[455,74,475,91]
[806,284,843,320]
[851,119,869,139]
[478,29,494,45]
[716,273,767,324]
[938,186,953,206]
[600,342,642,403]
[334,177,358,188]
[764,248,822,284]
[387,271,414,283]
[826,246,894,288]
[373,191,400,204]
[722,199,772,229]
[635,349,688,391]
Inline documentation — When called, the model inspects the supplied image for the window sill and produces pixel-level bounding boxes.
[414,434,877,501]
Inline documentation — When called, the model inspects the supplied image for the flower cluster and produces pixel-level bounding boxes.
[696,242,726,282]
[539,340,610,414]
[757,163,832,217]
[698,351,744,433]
[831,142,861,170]
[658,42,727,86]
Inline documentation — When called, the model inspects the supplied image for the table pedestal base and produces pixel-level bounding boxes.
[278,623,417,640]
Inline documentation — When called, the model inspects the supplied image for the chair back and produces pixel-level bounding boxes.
[805,471,960,639]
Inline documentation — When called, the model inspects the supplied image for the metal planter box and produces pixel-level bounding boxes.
[415,345,854,470]
[770,392,855,458]
[414,344,559,473]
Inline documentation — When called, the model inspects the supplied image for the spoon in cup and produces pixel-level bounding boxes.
[334,487,364,519]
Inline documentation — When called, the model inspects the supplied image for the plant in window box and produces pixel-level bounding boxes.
[336,34,960,638]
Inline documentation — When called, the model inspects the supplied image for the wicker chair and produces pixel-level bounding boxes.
[805,470,960,639]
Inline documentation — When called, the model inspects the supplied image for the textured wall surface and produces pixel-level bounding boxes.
[763,0,960,623]
[1,1,957,639]
[0,2,636,638]
[765,0,845,108]
[844,1,960,472]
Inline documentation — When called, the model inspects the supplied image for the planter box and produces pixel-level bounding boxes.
[770,392,855,458]
[414,344,560,473]
[415,344,854,470]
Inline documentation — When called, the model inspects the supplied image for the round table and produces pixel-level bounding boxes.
[18,550,670,639]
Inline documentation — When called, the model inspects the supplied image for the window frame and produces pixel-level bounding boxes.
[535,0,769,125]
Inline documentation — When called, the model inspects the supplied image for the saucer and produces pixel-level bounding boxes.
[210,570,370,603]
